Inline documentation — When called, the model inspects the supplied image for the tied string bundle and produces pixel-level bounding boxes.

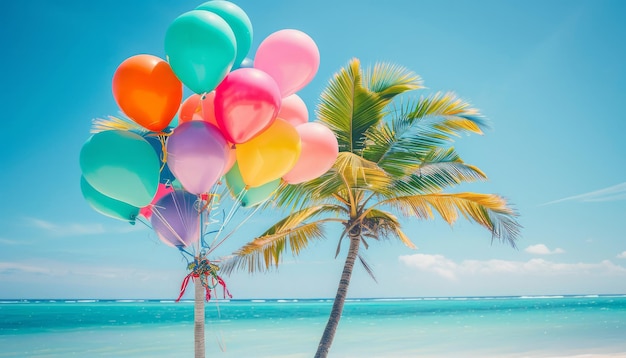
[176,258,232,302]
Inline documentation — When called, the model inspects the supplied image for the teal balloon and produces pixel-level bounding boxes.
[196,1,253,69]
[165,10,237,94]
[168,113,180,128]
[80,130,160,207]
[225,163,280,207]
[80,176,139,224]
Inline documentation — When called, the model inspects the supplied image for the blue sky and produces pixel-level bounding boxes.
[1,0,625,299]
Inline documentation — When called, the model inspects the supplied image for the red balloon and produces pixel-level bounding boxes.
[214,68,281,144]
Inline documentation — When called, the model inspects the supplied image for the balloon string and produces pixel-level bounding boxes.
[208,188,246,249]
[151,205,187,247]
[207,201,263,254]
[158,135,168,173]
[199,187,222,250]
[207,180,286,254]
[135,216,152,230]
[223,189,246,227]
[152,210,186,247]
[172,190,198,250]
[209,296,228,352]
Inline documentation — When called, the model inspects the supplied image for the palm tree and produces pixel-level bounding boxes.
[223,58,521,358]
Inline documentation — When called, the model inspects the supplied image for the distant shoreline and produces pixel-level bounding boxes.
[2,293,626,303]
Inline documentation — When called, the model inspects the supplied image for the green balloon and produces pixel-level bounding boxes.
[196,1,253,69]
[225,163,280,207]
[165,10,236,94]
[80,176,139,223]
[79,130,160,208]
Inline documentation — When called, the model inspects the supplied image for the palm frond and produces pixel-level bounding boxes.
[362,120,442,174]
[409,92,487,136]
[317,58,387,154]
[333,152,393,195]
[278,152,396,209]
[363,62,423,99]
[91,115,149,134]
[381,193,520,247]
[363,145,487,197]
[220,221,326,274]
[362,208,417,249]
[384,148,488,195]
[220,206,345,274]
[363,92,487,168]
[357,254,378,283]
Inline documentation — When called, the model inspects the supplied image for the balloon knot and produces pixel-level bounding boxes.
[176,257,232,302]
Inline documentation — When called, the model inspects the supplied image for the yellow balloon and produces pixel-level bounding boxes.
[236,118,302,187]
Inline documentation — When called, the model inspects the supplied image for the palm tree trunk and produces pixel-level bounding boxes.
[194,278,205,358]
[314,234,360,358]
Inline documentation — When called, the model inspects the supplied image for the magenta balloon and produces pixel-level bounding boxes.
[166,121,229,194]
[282,122,338,184]
[150,189,200,248]
[214,68,282,144]
[277,94,308,126]
[254,29,320,98]
[139,183,174,219]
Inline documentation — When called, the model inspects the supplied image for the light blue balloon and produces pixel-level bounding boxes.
[196,1,253,69]
[79,130,160,207]
[225,163,280,207]
[165,10,237,94]
[236,57,254,69]
[80,176,139,224]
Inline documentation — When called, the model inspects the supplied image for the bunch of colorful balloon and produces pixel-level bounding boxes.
[78,0,339,264]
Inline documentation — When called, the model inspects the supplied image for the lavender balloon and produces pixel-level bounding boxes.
[166,121,229,194]
[150,189,200,248]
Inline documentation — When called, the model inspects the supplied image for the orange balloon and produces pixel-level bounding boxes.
[199,91,218,127]
[178,94,203,123]
[112,54,183,132]
[179,92,220,127]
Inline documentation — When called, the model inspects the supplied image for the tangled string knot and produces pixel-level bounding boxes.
[176,257,232,302]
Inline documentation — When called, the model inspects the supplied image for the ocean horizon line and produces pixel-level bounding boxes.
[2,293,626,303]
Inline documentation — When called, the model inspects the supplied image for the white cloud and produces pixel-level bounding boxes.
[24,217,140,236]
[617,251,626,259]
[524,244,565,255]
[398,254,458,280]
[398,254,626,280]
[541,182,626,205]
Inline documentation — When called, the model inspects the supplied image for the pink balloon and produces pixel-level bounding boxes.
[139,183,175,219]
[166,121,229,194]
[277,94,308,126]
[223,144,237,175]
[214,68,282,144]
[254,29,320,98]
[282,122,338,184]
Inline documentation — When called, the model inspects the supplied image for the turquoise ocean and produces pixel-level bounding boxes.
[1,295,625,357]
